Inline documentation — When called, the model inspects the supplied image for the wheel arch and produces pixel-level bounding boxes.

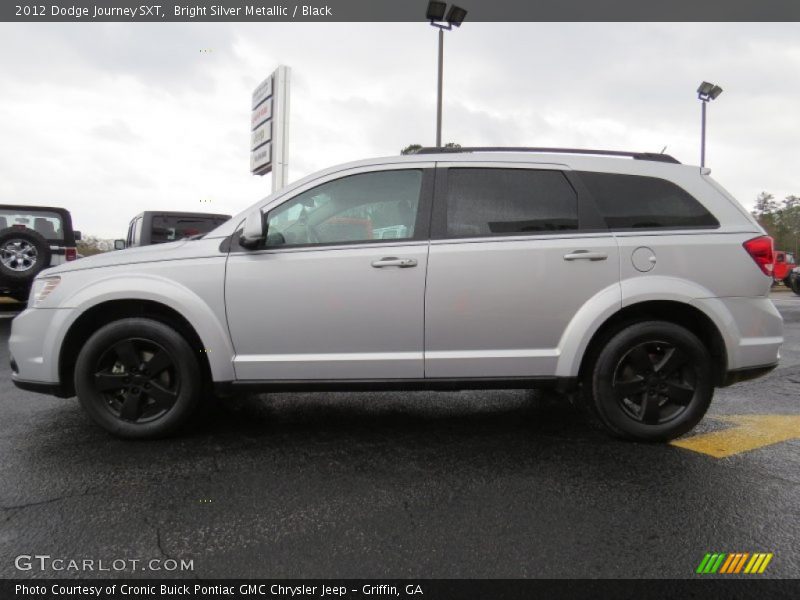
[59,299,214,397]
[576,300,728,386]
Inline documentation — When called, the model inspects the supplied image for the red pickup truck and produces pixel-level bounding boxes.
[773,250,796,285]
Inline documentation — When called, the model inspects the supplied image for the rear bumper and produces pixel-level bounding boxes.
[721,363,778,387]
[692,296,783,372]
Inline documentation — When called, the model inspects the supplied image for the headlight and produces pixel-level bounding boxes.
[31,276,61,307]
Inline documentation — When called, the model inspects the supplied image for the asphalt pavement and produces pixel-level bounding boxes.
[0,294,798,579]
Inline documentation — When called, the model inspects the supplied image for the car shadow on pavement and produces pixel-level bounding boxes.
[194,389,587,435]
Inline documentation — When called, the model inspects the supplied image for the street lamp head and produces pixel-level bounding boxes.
[446,5,468,27]
[426,1,447,21]
[697,81,723,101]
[697,81,714,96]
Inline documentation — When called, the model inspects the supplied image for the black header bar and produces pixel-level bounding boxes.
[2,0,800,22]
[2,579,799,600]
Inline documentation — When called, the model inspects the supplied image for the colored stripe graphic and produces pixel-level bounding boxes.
[719,554,736,574]
[699,552,773,574]
[700,553,726,574]
[711,554,726,573]
[758,554,773,573]
[735,553,749,573]
[696,553,712,574]
[745,554,761,573]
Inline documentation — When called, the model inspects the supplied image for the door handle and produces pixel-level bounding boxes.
[371,257,418,268]
[563,250,608,262]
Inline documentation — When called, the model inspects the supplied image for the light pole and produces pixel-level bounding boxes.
[697,81,723,167]
[426,1,467,147]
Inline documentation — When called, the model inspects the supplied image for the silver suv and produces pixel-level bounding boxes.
[9,148,782,441]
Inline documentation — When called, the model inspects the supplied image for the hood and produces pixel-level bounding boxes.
[43,240,190,275]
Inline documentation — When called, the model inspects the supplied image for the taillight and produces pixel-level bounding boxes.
[743,236,774,276]
[65,247,77,261]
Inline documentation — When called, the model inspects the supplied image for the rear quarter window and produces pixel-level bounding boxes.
[578,172,719,230]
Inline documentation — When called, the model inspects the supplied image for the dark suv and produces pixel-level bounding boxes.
[0,205,80,302]
[121,211,231,248]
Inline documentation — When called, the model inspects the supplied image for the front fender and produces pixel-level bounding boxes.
[52,268,235,382]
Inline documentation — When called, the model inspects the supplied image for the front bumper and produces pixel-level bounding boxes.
[12,378,72,398]
[9,307,75,392]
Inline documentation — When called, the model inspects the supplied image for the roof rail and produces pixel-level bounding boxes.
[412,147,681,164]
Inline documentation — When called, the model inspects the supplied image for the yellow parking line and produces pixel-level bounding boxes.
[671,415,800,458]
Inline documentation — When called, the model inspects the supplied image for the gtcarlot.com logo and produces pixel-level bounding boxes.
[696,552,773,574]
[14,554,194,573]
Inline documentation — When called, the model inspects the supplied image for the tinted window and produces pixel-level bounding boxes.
[266,170,423,247]
[579,172,719,230]
[150,215,230,244]
[0,209,64,241]
[445,169,578,237]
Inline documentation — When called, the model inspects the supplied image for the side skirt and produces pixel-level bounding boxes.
[214,376,578,397]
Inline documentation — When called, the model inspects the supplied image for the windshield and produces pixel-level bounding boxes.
[0,209,64,241]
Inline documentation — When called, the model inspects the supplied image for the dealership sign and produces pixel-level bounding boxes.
[251,121,272,150]
[250,66,290,192]
[250,144,271,172]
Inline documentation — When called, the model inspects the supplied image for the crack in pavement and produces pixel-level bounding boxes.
[1,489,103,512]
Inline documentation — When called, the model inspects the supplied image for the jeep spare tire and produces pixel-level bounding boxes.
[0,227,52,282]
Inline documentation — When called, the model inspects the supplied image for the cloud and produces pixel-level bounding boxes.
[0,22,798,238]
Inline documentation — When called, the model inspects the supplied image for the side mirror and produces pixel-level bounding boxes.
[73,231,82,241]
[114,239,126,250]
[239,210,265,249]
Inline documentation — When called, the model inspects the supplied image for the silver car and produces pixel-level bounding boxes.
[9,148,782,441]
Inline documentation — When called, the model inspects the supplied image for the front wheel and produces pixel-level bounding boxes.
[74,318,203,439]
[584,321,714,442]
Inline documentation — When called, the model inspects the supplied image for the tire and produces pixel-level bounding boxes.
[783,276,792,288]
[583,321,714,442]
[0,227,51,283]
[791,277,800,296]
[74,318,203,439]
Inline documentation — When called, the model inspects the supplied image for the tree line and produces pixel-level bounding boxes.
[752,192,800,254]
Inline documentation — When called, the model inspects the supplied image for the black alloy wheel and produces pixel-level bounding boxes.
[93,338,180,423]
[586,320,714,442]
[75,318,203,439]
[612,341,695,425]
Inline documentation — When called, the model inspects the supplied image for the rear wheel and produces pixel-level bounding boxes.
[584,321,714,442]
[74,318,203,439]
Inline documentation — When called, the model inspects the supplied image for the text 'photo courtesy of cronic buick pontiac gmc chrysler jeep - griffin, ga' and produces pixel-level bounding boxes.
[9,148,783,441]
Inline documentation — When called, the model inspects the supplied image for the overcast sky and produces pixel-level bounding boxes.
[0,22,798,238]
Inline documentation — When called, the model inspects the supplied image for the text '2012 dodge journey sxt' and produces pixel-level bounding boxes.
[9,148,782,440]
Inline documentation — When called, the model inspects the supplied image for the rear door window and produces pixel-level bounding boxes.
[444,168,579,238]
[0,209,64,241]
[578,172,719,230]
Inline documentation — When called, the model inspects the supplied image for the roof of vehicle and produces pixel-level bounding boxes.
[132,211,231,219]
[0,204,73,215]
[412,146,681,164]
